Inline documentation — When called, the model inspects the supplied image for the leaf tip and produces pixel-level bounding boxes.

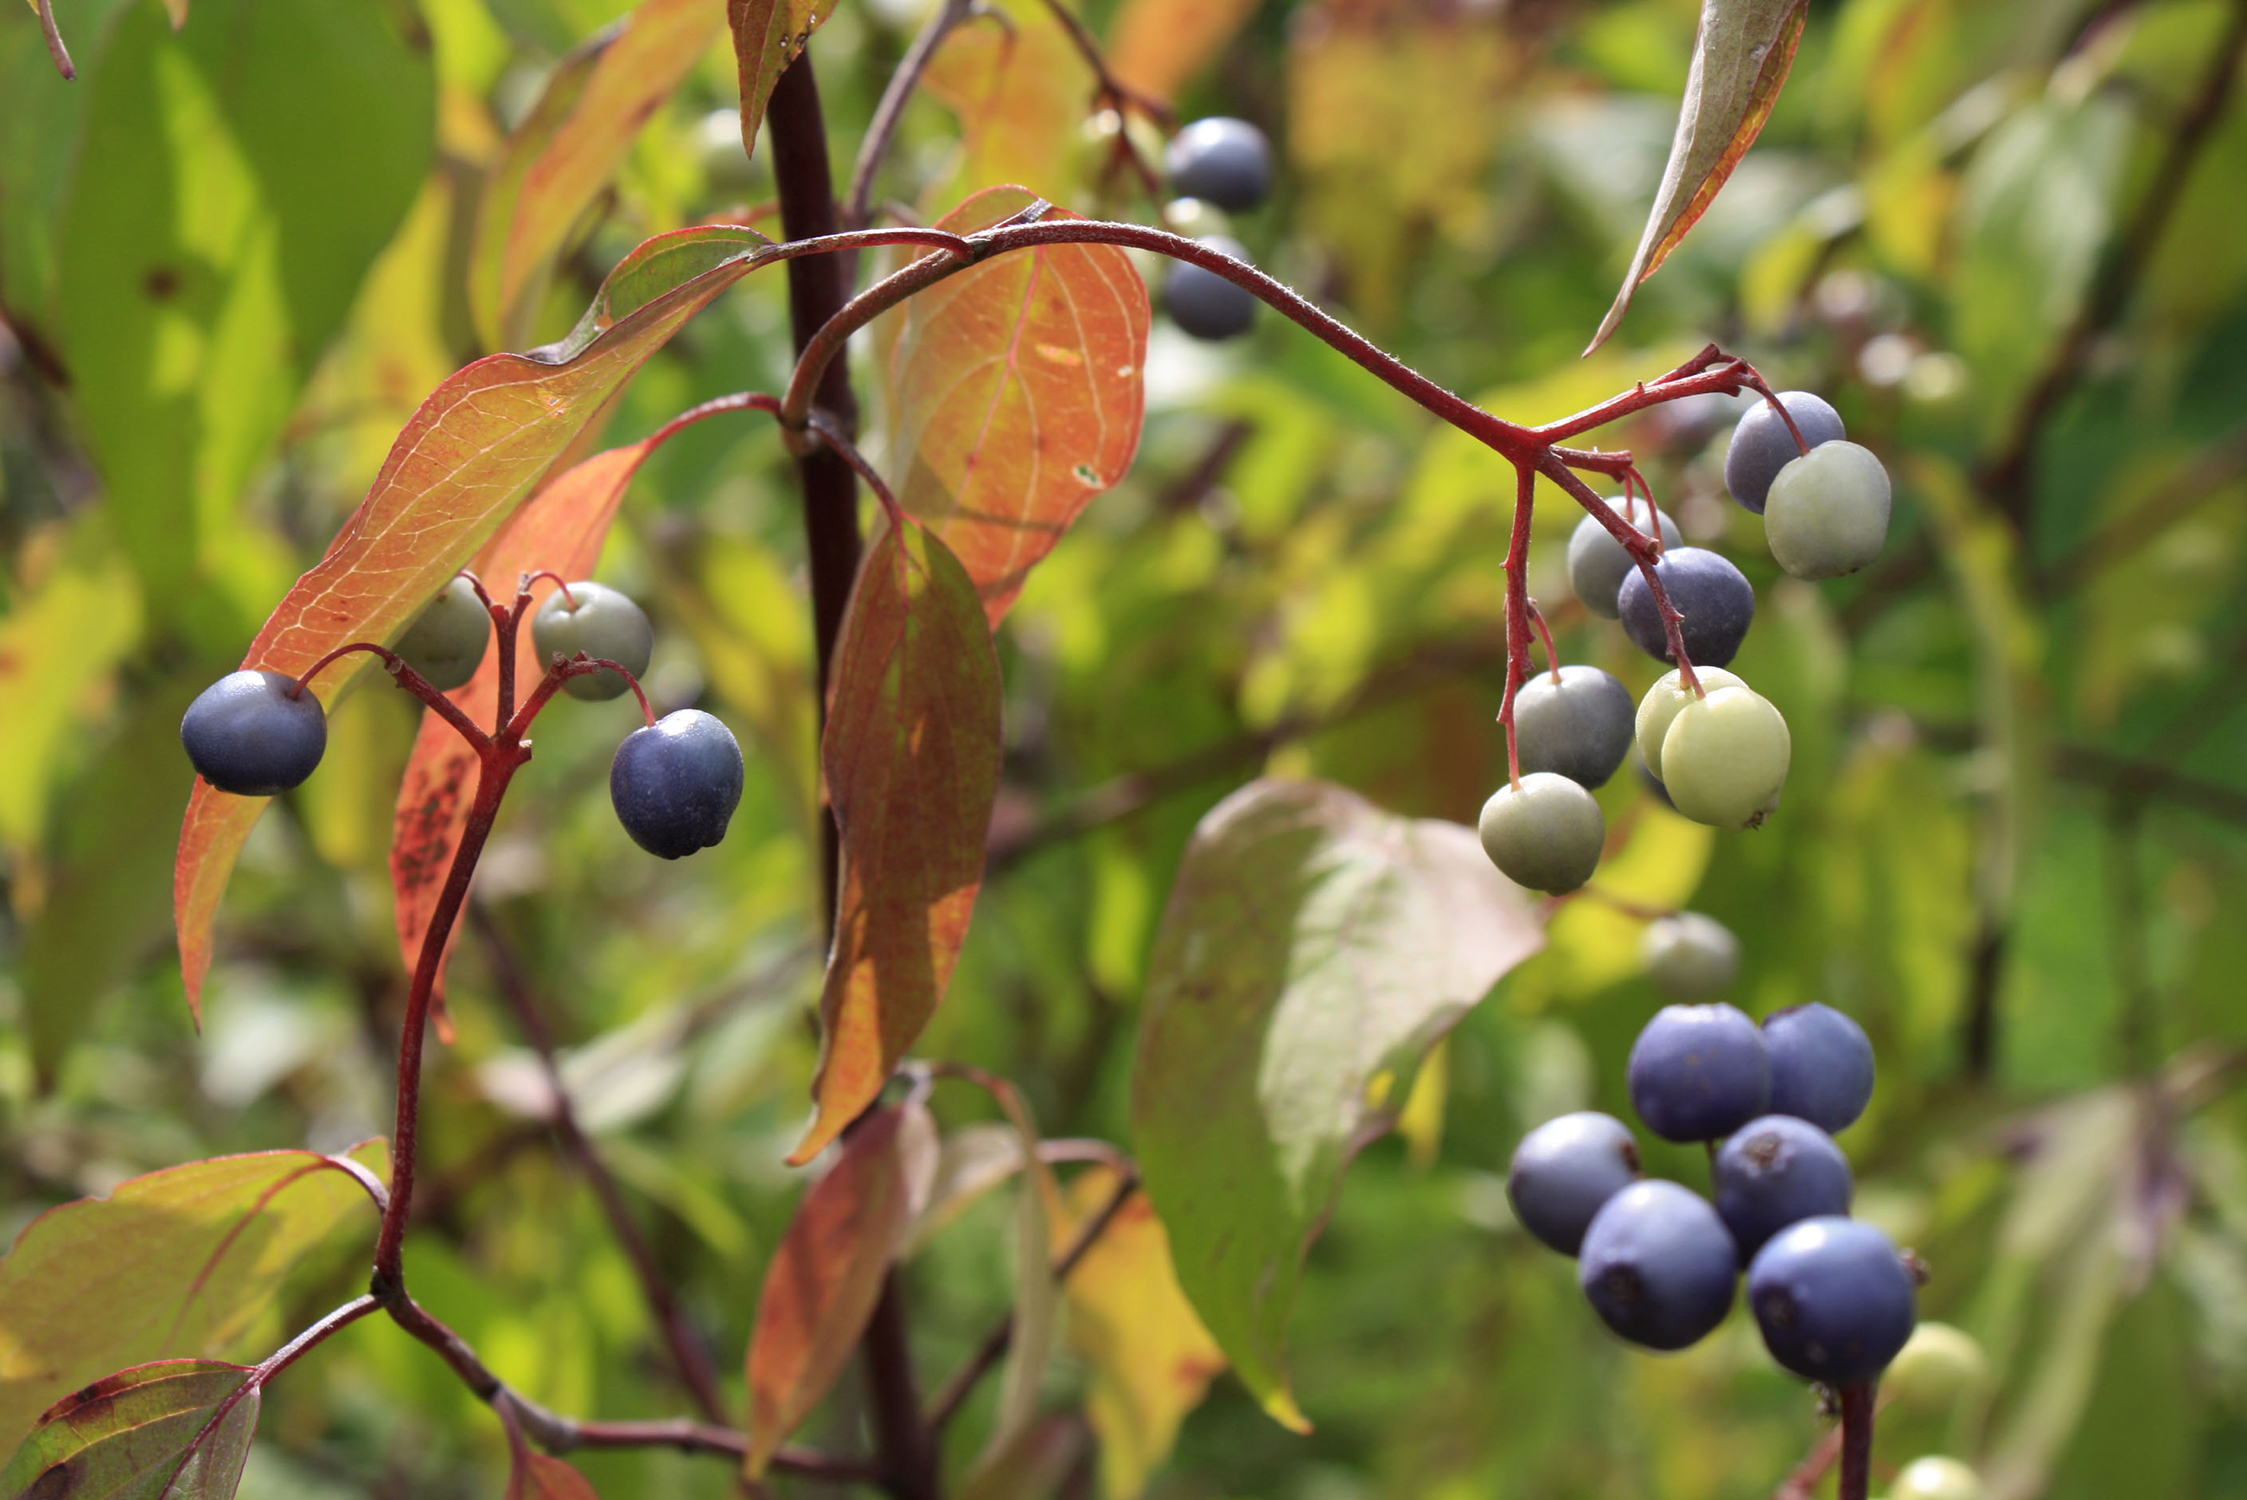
[1261,1387,1312,1434]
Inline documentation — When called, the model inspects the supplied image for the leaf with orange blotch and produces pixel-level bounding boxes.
[728,0,840,159]
[1586,0,1809,354]
[0,1360,260,1500]
[789,520,1002,1165]
[470,0,723,351]
[883,186,1148,625]
[174,224,782,1018]
[745,1104,937,1476]
[922,1,1093,212]
[1107,0,1261,102]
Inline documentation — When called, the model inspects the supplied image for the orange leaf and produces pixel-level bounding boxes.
[507,1452,601,1500]
[174,225,782,1017]
[884,186,1149,625]
[746,1103,938,1475]
[728,0,841,159]
[1107,0,1261,102]
[921,2,1093,213]
[470,0,722,352]
[789,521,1003,1164]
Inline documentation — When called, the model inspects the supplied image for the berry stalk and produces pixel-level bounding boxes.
[1837,1381,1876,1500]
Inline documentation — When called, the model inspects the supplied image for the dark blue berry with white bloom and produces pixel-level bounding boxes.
[1713,1115,1854,1262]
[1725,390,1844,514]
[180,670,328,797]
[1627,1002,1770,1142]
[1748,1215,1917,1384]
[1507,1112,1642,1256]
[1763,1003,1876,1133]
[610,710,744,859]
[1578,1180,1739,1351]
[1617,547,1756,668]
[1165,118,1272,212]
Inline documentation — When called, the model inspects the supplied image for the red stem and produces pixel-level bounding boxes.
[1499,465,1535,786]
[1527,600,1561,683]
[1537,455,1701,694]
[1837,1382,1876,1500]
[521,569,580,610]
[289,642,491,749]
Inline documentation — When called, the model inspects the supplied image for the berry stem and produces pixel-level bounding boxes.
[1537,455,1702,695]
[289,642,492,748]
[1837,1381,1876,1500]
[1527,600,1562,684]
[806,408,906,529]
[507,657,659,736]
[521,569,579,610]
[1499,464,1535,786]
[845,0,982,230]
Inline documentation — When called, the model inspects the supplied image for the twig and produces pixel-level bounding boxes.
[846,0,982,229]
[1031,0,1173,125]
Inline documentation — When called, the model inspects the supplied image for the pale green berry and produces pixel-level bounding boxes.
[1765,440,1892,580]
[394,575,491,691]
[534,581,654,701]
[1883,1323,1990,1412]
[1660,686,1790,829]
[1889,1457,1985,1500]
[1478,772,1605,895]
[1640,912,1740,998]
[1633,667,1745,782]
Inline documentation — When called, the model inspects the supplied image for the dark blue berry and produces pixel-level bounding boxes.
[1165,237,1258,341]
[1618,548,1756,668]
[1748,1216,1917,1384]
[1763,1003,1876,1133]
[1165,118,1272,212]
[180,670,327,797]
[1724,391,1844,514]
[1513,665,1635,789]
[1507,1112,1642,1256]
[1627,1003,1770,1142]
[1578,1180,1738,1351]
[610,710,744,859]
[1713,1116,1854,1262]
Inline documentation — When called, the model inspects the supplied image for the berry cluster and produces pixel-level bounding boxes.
[1508,998,1919,1391]
[1478,391,1893,895]
[180,576,743,860]
[1155,117,1272,342]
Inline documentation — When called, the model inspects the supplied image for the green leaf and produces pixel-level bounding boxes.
[0,1360,259,1500]
[1130,778,1543,1428]
[727,0,838,160]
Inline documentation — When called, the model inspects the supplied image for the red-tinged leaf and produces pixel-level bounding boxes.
[470,0,723,351]
[173,223,779,1016]
[921,3,1093,212]
[1107,0,1261,101]
[884,186,1149,625]
[1131,780,1542,1429]
[0,1360,259,1500]
[506,1453,600,1500]
[789,522,1003,1165]
[745,1104,937,1476]
[1586,0,1809,354]
[0,1144,386,1457]
[728,0,840,159]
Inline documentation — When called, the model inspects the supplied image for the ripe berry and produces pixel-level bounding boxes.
[1883,1323,1990,1412]
[1633,667,1744,782]
[1712,1116,1854,1262]
[1627,1002,1769,1142]
[1724,391,1844,514]
[1507,1112,1642,1256]
[1890,1457,1986,1500]
[1641,911,1740,999]
[393,576,491,691]
[1577,1180,1738,1351]
[1658,685,1790,829]
[1747,1217,1917,1385]
[1617,547,1756,668]
[610,710,745,859]
[180,670,328,796]
[1165,117,1272,212]
[1761,1002,1876,1133]
[1513,665,1635,788]
[1477,772,1605,895]
[1567,507,1681,620]
[534,581,654,701]
[1164,237,1258,341]
[1764,441,1892,580]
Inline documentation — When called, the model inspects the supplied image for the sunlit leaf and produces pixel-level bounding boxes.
[728,0,839,159]
[0,525,141,855]
[0,1360,259,1500]
[470,0,722,351]
[885,186,1149,625]
[745,1103,937,1476]
[1131,778,1542,1428]
[922,3,1093,213]
[1106,0,1259,101]
[1587,0,1809,353]
[791,521,1003,1164]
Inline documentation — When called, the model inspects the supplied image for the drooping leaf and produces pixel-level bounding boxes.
[1586,0,1809,353]
[727,0,839,159]
[791,521,1004,1164]
[974,1085,1059,1473]
[0,1360,259,1500]
[1106,0,1261,101]
[1130,779,1542,1428]
[921,2,1093,212]
[1052,1166,1223,1500]
[0,1146,387,1455]
[884,186,1149,625]
[505,1452,600,1500]
[173,223,779,1015]
[470,0,723,351]
[745,1104,938,1476]
[953,1415,1084,1500]
[903,1122,1026,1254]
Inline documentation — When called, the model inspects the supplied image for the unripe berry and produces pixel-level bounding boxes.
[1640,911,1740,999]
[1747,1216,1917,1385]
[1165,117,1272,212]
[1659,685,1790,829]
[534,581,654,701]
[1577,1180,1738,1351]
[1724,390,1844,514]
[393,575,491,691]
[1513,665,1635,788]
[610,710,745,859]
[1712,1115,1853,1262]
[1762,1002,1876,1133]
[1477,772,1605,895]
[1160,196,1233,241]
[1507,1112,1642,1256]
[1567,507,1681,620]
[1617,547,1756,668]
[180,670,328,796]
[1164,237,1258,341]
[1627,1002,1770,1142]
[1883,1323,1991,1412]
[1634,667,1745,782]
[1890,1457,1986,1500]
[1764,440,1891,580]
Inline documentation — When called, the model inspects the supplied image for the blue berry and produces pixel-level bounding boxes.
[1507,1112,1642,1256]
[1513,665,1635,789]
[1567,508,1681,620]
[1578,1180,1738,1351]
[610,710,744,859]
[1747,1216,1917,1384]
[535,581,654,701]
[1763,1003,1875,1133]
[1165,237,1257,341]
[1713,1116,1854,1262]
[1627,1003,1770,1142]
[180,670,327,796]
[1617,547,1756,668]
[1165,118,1272,212]
[1724,391,1844,514]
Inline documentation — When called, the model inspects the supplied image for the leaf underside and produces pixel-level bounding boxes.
[0,1360,259,1500]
